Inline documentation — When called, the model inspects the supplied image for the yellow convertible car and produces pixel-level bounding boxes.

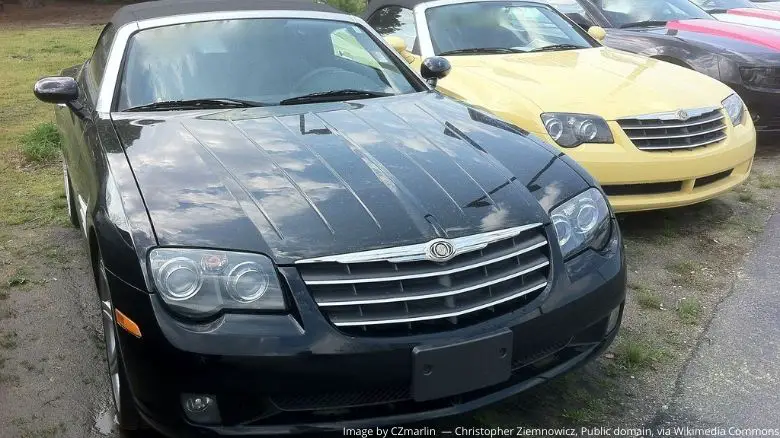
[363,0,757,212]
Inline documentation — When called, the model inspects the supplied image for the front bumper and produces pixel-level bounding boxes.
[729,83,780,133]
[107,225,626,437]
[534,117,756,213]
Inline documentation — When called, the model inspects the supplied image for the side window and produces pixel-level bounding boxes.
[331,28,381,68]
[84,24,116,101]
[367,6,419,54]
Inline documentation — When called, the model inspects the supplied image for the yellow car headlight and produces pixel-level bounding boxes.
[541,113,614,148]
[721,93,745,127]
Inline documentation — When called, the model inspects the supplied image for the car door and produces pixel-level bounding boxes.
[64,24,115,232]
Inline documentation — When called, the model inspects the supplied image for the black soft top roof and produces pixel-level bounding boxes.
[110,0,342,27]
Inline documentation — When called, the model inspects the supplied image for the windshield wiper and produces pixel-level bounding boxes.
[619,20,669,29]
[706,8,730,13]
[124,98,268,112]
[278,89,392,106]
[527,44,586,52]
[438,47,526,56]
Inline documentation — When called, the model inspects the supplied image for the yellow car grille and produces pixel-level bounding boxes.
[618,108,727,151]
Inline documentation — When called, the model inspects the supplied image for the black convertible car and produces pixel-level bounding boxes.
[34,0,625,435]
[545,0,780,133]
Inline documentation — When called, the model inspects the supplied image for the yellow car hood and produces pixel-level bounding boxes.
[439,47,733,122]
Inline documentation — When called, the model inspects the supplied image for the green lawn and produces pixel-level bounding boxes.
[0,26,102,227]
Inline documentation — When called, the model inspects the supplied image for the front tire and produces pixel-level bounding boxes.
[96,253,142,431]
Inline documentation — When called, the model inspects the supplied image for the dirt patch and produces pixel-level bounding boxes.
[0,225,117,438]
[0,1,124,28]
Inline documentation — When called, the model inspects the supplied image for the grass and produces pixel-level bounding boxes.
[0,331,18,349]
[6,267,29,288]
[677,298,702,325]
[0,26,102,227]
[636,290,663,310]
[756,172,780,189]
[20,122,61,163]
[629,280,663,310]
[614,332,667,371]
[738,190,755,203]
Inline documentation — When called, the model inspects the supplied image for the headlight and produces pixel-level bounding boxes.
[149,248,286,319]
[739,66,778,89]
[550,188,611,259]
[721,93,745,127]
[541,113,613,148]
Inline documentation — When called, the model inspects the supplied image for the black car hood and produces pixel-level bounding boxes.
[610,19,780,64]
[113,92,586,264]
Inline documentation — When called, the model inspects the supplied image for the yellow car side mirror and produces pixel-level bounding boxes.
[587,26,607,42]
[385,36,416,63]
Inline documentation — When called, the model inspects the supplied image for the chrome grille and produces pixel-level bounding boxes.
[297,224,551,336]
[618,107,727,151]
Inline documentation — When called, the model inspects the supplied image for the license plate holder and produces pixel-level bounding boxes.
[411,329,513,402]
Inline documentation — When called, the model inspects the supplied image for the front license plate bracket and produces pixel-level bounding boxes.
[411,329,513,402]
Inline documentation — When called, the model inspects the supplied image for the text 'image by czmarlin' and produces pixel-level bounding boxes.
[0,0,778,437]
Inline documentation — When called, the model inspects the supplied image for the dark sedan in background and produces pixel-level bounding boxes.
[33,0,625,435]
[546,0,780,133]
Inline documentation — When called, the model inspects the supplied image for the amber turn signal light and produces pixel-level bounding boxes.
[115,309,142,338]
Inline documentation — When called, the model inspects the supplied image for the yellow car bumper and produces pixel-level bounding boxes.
[534,118,757,213]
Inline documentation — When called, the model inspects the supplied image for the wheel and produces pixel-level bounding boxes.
[63,161,79,228]
[96,253,143,431]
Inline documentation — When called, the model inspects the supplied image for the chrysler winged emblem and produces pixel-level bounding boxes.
[426,239,456,262]
[676,109,689,121]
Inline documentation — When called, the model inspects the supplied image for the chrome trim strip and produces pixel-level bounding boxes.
[296,223,543,265]
[636,133,727,150]
[332,281,548,326]
[97,11,425,113]
[316,260,549,306]
[621,113,724,130]
[627,125,725,140]
[303,240,547,285]
[620,106,720,121]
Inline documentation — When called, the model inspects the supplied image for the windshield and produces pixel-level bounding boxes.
[425,2,594,55]
[689,0,755,12]
[596,0,712,27]
[117,18,419,110]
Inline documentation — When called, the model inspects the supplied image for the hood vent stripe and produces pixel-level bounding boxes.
[231,118,336,235]
[314,110,436,238]
[180,122,284,240]
[386,104,499,214]
[272,113,382,230]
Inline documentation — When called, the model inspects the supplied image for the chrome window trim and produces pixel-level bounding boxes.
[96,10,428,114]
[296,223,543,265]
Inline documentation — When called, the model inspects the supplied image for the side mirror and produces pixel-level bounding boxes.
[587,26,607,42]
[420,56,451,87]
[34,76,79,104]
